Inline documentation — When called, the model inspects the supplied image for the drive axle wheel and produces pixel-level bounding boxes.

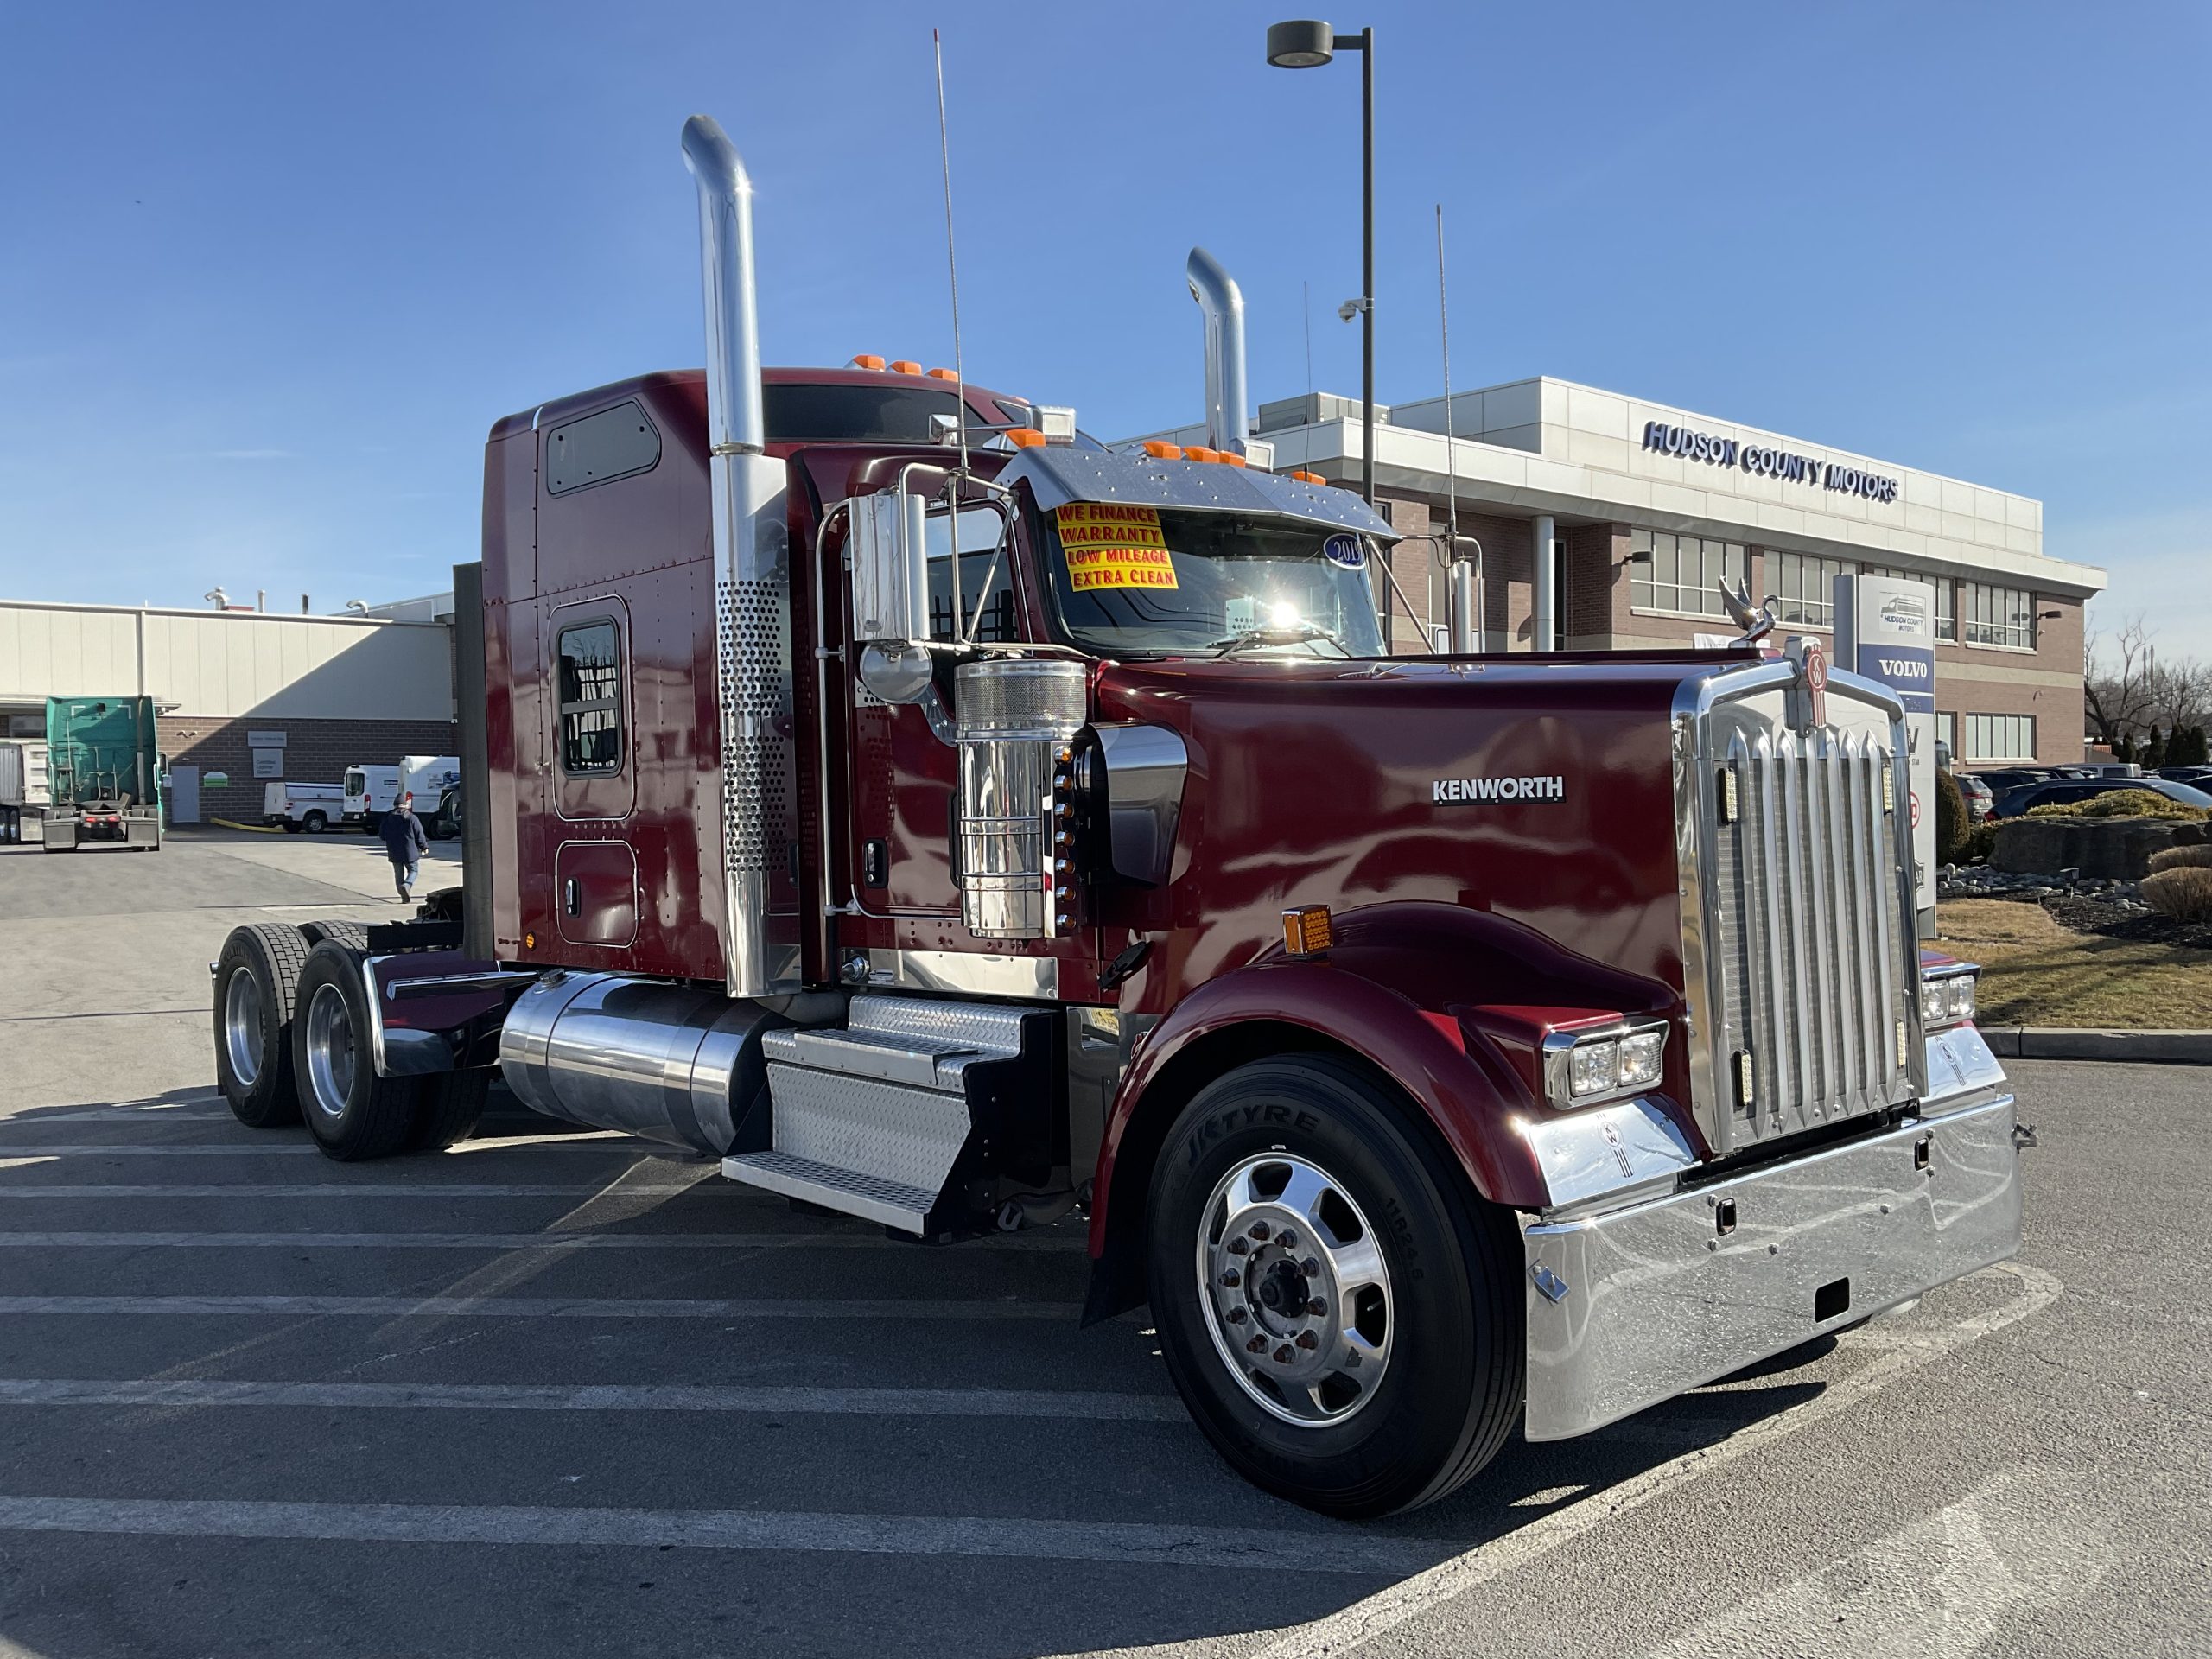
[290,943,421,1161]
[213,924,308,1128]
[1147,1055,1522,1519]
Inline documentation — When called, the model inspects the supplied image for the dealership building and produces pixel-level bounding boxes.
[0,601,456,819]
[1133,377,2105,766]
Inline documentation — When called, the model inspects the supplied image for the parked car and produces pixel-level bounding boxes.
[2158,766,2212,787]
[1956,774,1994,821]
[1973,766,2056,796]
[1991,777,2212,818]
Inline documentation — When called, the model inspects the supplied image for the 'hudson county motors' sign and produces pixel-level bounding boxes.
[1642,420,1899,504]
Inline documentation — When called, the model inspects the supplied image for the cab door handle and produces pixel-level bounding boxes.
[563,878,581,917]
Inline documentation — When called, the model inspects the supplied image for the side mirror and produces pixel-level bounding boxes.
[847,491,930,645]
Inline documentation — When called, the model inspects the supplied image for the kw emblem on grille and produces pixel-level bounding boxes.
[1432,775,1565,804]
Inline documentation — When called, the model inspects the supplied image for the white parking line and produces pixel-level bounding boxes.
[0,1136,635,1156]
[1241,1262,2063,1658]
[0,1183,716,1198]
[0,1376,1186,1421]
[0,1230,1086,1253]
[9,1109,238,1122]
[0,1294,1080,1320]
[0,1494,1446,1575]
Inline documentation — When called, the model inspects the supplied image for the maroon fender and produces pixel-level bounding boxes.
[1087,961,1549,1273]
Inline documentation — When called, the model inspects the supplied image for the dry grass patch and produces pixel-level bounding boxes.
[1937,899,2212,1028]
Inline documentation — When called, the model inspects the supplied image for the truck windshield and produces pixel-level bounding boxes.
[1038,505,1387,658]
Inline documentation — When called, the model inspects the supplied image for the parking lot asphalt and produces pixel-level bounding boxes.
[0,832,2206,1657]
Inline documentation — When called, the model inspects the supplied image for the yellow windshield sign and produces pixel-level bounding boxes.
[1056,504,1179,592]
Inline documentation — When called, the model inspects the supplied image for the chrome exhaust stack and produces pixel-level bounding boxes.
[1185,247,1250,458]
[682,115,798,997]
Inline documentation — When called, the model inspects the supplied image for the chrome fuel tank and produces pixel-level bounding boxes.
[499,972,788,1155]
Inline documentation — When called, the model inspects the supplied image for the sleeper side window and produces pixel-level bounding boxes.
[556,621,624,775]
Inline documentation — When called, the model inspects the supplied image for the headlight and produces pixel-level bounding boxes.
[1920,968,1980,1029]
[1547,1020,1670,1109]
[1569,1039,1619,1098]
[1617,1028,1666,1088]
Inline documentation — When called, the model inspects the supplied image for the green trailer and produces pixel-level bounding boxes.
[42,695,163,852]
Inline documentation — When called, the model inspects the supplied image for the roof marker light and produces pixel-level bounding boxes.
[1184,445,1221,464]
[849,354,886,370]
[889,359,923,375]
[926,367,958,381]
[1141,441,1184,460]
[1005,427,1047,448]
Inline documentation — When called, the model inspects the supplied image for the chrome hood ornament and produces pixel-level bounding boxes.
[1719,577,1778,646]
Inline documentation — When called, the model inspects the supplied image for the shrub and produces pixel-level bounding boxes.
[2141,867,2212,922]
[2147,843,2212,874]
[2022,789,2212,822]
[1936,769,1970,864]
[1956,822,1999,866]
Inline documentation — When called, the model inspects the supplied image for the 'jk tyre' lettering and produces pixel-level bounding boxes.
[1185,1103,1319,1168]
[1432,775,1565,804]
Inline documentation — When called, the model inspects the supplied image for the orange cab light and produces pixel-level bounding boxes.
[1281,905,1332,958]
[1005,427,1048,448]
[1184,445,1221,464]
[926,367,959,381]
[889,359,923,375]
[1217,451,1247,467]
[1141,440,1184,460]
[1293,469,1325,485]
[849,353,887,370]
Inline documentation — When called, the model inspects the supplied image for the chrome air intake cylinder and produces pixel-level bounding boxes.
[956,658,1088,939]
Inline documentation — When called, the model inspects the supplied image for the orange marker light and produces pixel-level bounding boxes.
[926,367,958,381]
[849,354,887,370]
[1217,451,1247,468]
[1005,427,1047,448]
[889,359,923,375]
[1281,906,1332,958]
[1183,445,1221,464]
[1141,440,1185,460]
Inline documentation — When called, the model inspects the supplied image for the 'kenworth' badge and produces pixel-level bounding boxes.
[1432,775,1565,804]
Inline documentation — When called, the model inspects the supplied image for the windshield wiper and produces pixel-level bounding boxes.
[1204,624,1352,658]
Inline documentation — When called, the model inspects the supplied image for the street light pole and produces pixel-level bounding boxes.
[1267,19,1376,505]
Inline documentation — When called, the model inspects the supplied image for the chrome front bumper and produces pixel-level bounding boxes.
[1522,1039,2022,1441]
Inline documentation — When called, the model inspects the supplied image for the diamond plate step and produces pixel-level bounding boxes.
[720,1150,938,1232]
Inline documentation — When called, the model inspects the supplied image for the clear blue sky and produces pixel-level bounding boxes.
[3,1,2205,658]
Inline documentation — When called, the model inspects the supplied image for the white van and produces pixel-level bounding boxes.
[263,780,348,834]
[345,756,460,832]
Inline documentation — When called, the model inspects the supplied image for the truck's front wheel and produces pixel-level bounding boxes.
[1146,1055,1521,1518]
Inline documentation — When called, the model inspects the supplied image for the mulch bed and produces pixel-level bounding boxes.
[2038,894,2212,951]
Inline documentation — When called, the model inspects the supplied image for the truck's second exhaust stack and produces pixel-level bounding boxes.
[1186,247,1249,459]
[682,115,798,997]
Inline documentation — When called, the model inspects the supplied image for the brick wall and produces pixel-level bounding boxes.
[1936,592,2083,766]
[158,715,461,808]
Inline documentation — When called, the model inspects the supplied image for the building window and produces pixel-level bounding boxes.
[1936,711,1956,765]
[1629,529,1747,617]
[556,620,624,775]
[1966,714,2036,761]
[1774,552,1846,629]
[1960,582,2037,650]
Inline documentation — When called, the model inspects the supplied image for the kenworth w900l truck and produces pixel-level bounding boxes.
[207,116,2027,1517]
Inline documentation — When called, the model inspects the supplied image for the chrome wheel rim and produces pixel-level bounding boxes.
[1195,1152,1394,1427]
[303,982,355,1120]
[221,969,264,1088]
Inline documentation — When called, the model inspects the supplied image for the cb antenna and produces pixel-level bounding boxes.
[933,28,969,482]
[1435,203,1459,566]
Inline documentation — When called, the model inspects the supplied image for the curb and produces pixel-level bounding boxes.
[1980,1027,2212,1064]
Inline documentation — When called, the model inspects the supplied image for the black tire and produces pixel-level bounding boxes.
[1146,1055,1522,1518]
[302,810,328,835]
[410,1068,492,1151]
[300,919,371,951]
[290,943,423,1161]
[283,822,302,835]
[213,923,308,1128]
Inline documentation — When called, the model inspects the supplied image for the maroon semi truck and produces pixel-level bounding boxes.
[209,115,2026,1517]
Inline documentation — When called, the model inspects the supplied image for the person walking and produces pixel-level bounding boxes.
[379,790,429,902]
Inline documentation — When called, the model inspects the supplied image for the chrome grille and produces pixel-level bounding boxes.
[1703,721,1914,1148]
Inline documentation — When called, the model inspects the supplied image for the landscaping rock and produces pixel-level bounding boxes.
[1990,816,2192,881]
